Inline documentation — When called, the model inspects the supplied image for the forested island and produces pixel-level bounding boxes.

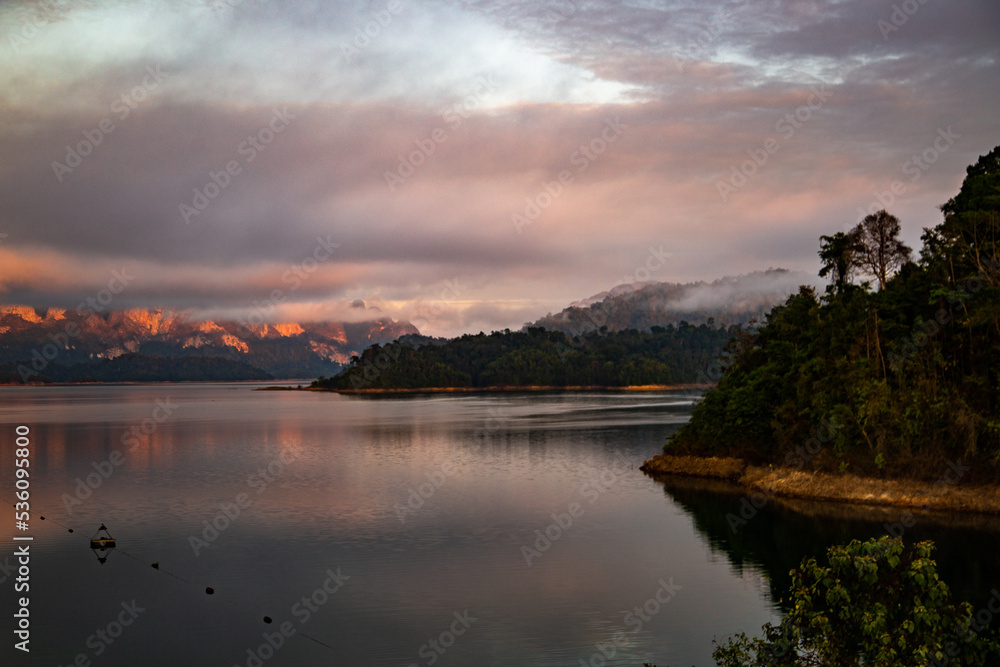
[645,145,1000,485]
[0,354,273,383]
[647,145,1000,666]
[311,324,736,391]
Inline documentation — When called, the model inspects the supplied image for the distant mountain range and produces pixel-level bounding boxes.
[0,306,418,383]
[528,269,815,335]
[0,269,815,383]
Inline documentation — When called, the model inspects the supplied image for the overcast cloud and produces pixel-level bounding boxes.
[0,0,997,336]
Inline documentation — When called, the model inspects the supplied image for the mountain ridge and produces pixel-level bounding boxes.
[0,305,418,382]
[528,269,816,335]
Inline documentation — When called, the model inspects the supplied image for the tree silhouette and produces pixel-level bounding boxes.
[851,210,912,290]
[818,230,863,292]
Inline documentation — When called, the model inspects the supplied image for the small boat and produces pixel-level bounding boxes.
[90,524,116,549]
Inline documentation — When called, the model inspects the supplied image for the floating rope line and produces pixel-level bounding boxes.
[298,631,342,651]
[114,547,200,588]
[3,497,343,658]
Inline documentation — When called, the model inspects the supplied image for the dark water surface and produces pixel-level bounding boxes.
[1,384,997,666]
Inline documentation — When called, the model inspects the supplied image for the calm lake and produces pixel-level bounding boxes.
[1,384,999,666]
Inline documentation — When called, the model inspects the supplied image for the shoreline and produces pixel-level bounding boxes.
[2,379,291,387]
[640,453,1000,516]
[308,383,711,394]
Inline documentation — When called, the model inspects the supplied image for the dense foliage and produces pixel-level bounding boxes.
[671,146,1000,481]
[654,537,1000,667]
[716,537,1000,666]
[312,324,737,390]
[0,354,272,383]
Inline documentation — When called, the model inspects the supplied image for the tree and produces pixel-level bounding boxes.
[818,230,862,292]
[710,537,1000,667]
[851,210,912,290]
[937,145,1000,286]
[670,147,1000,478]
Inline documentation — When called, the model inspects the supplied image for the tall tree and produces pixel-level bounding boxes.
[851,210,912,290]
[938,145,1000,286]
[818,230,862,292]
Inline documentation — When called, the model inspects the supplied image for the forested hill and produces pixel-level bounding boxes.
[311,324,738,391]
[0,307,417,382]
[670,145,1000,483]
[0,354,273,384]
[529,269,812,335]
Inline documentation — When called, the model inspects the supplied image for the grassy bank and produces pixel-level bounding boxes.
[640,453,1000,515]
[324,383,710,394]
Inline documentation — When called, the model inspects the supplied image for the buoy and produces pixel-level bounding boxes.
[90,524,116,549]
[206,587,215,595]
[263,616,272,624]
[152,562,159,570]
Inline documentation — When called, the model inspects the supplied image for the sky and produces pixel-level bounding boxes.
[0,0,997,337]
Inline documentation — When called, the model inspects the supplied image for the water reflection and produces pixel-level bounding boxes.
[5,386,756,666]
[659,474,1000,616]
[0,385,995,665]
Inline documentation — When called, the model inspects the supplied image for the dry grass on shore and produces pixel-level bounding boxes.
[328,384,711,394]
[640,453,1000,515]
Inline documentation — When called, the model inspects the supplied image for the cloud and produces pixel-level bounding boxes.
[0,0,997,338]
